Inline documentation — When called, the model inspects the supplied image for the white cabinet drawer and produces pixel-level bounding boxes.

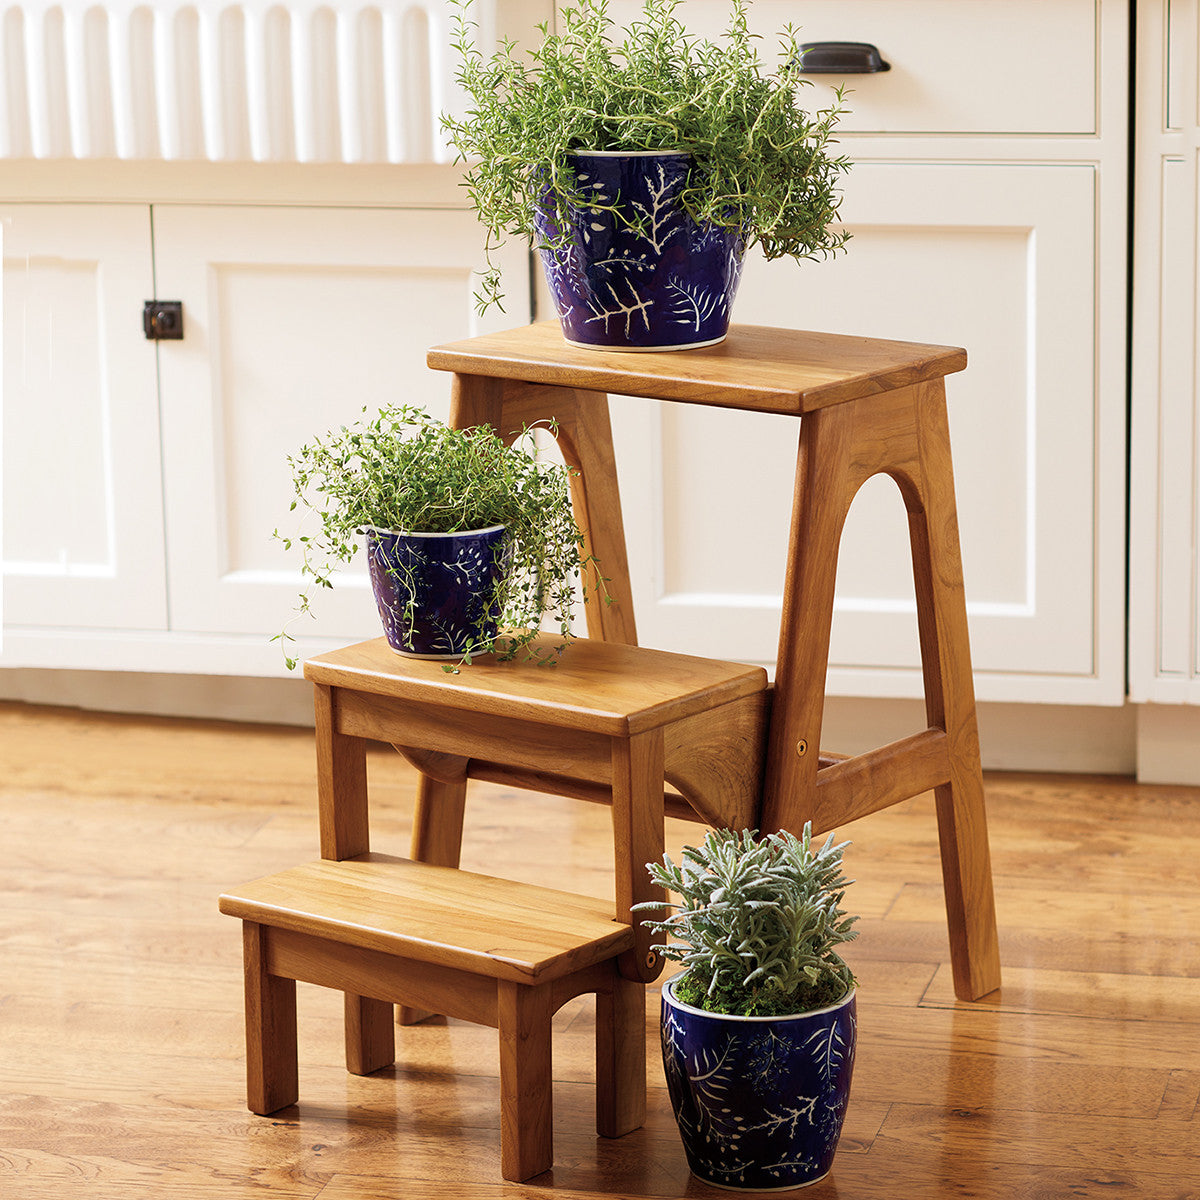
[606,0,1097,135]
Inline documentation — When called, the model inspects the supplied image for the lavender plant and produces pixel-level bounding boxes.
[443,0,851,312]
[637,824,858,1016]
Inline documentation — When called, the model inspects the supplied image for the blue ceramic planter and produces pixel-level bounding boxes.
[534,151,744,352]
[661,977,857,1191]
[364,524,509,659]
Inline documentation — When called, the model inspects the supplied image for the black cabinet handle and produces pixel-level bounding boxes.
[796,42,891,74]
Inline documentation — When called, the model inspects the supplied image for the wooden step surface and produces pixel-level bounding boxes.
[304,633,767,736]
[426,321,967,415]
[218,852,635,984]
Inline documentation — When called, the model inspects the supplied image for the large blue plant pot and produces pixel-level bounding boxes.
[661,976,857,1191]
[364,525,509,659]
[534,151,745,352]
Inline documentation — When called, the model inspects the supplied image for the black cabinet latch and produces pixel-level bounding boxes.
[143,300,184,340]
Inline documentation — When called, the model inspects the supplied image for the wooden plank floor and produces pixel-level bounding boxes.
[1,701,1198,1198]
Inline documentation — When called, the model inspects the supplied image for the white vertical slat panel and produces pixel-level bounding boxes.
[426,0,455,164]
[404,5,434,162]
[308,5,340,160]
[288,5,312,160]
[128,6,159,156]
[380,4,404,161]
[196,5,223,158]
[62,7,90,156]
[83,6,117,156]
[0,11,18,156]
[106,2,135,155]
[218,6,250,159]
[356,7,386,161]
[23,8,50,157]
[334,6,359,161]
[1,0,493,162]
[153,5,178,157]
[242,3,269,159]
[263,6,295,160]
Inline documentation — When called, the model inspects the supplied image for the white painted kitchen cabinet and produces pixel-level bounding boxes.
[599,0,1129,705]
[1129,0,1200,771]
[0,0,1132,735]
[2,204,167,632]
[1,198,529,675]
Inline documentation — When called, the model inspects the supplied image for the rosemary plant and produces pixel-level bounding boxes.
[275,404,600,670]
[637,824,858,1016]
[443,0,851,311]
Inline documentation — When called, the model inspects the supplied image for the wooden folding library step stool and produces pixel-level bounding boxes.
[220,322,1001,1182]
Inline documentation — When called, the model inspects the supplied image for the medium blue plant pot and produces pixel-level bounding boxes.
[364,524,509,659]
[534,151,745,352]
[661,976,857,1191]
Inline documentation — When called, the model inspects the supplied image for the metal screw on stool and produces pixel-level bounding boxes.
[796,739,809,757]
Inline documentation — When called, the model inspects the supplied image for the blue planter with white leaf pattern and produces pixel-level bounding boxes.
[364,524,510,659]
[534,151,745,352]
[661,976,857,1190]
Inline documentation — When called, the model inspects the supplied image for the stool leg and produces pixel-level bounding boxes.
[761,405,857,832]
[242,922,298,1115]
[453,374,638,646]
[595,973,646,1138]
[909,382,1001,1001]
[315,684,403,1036]
[409,772,468,868]
[497,982,554,1182]
[552,390,638,645]
[612,729,666,983]
[346,995,396,1075]
[314,683,369,860]
[399,772,469,1025]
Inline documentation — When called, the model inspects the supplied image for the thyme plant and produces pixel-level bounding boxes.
[443,0,851,311]
[275,405,600,670]
[637,824,858,1016]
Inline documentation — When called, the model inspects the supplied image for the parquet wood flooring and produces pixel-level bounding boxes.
[1,702,1198,1198]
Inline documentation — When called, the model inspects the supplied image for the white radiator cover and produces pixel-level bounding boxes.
[0,0,495,163]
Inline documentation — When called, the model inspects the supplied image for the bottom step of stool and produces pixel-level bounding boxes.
[219,852,637,984]
[219,854,647,1181]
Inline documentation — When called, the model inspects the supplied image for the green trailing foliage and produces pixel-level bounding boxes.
[442,0,852,311]
[274,404,604,670]
[636,824,858,1016]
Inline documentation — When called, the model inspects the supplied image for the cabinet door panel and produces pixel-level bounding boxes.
[1,203,167,632]
[153,205,528,664]
[609,163,1118,702]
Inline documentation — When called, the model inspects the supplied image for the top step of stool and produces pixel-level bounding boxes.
[219,853,636,985]
[427,322,967,415]
[304,633,767,737]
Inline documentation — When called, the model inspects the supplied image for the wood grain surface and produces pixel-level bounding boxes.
[305,634,766,737]
[3,702,1198,1198]
[427,322,967,415]
[220,853,635,983]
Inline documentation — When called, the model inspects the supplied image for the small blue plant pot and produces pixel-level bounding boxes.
[363,524,509,659]
[661,976,857,1191]
[534,151,745,352]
